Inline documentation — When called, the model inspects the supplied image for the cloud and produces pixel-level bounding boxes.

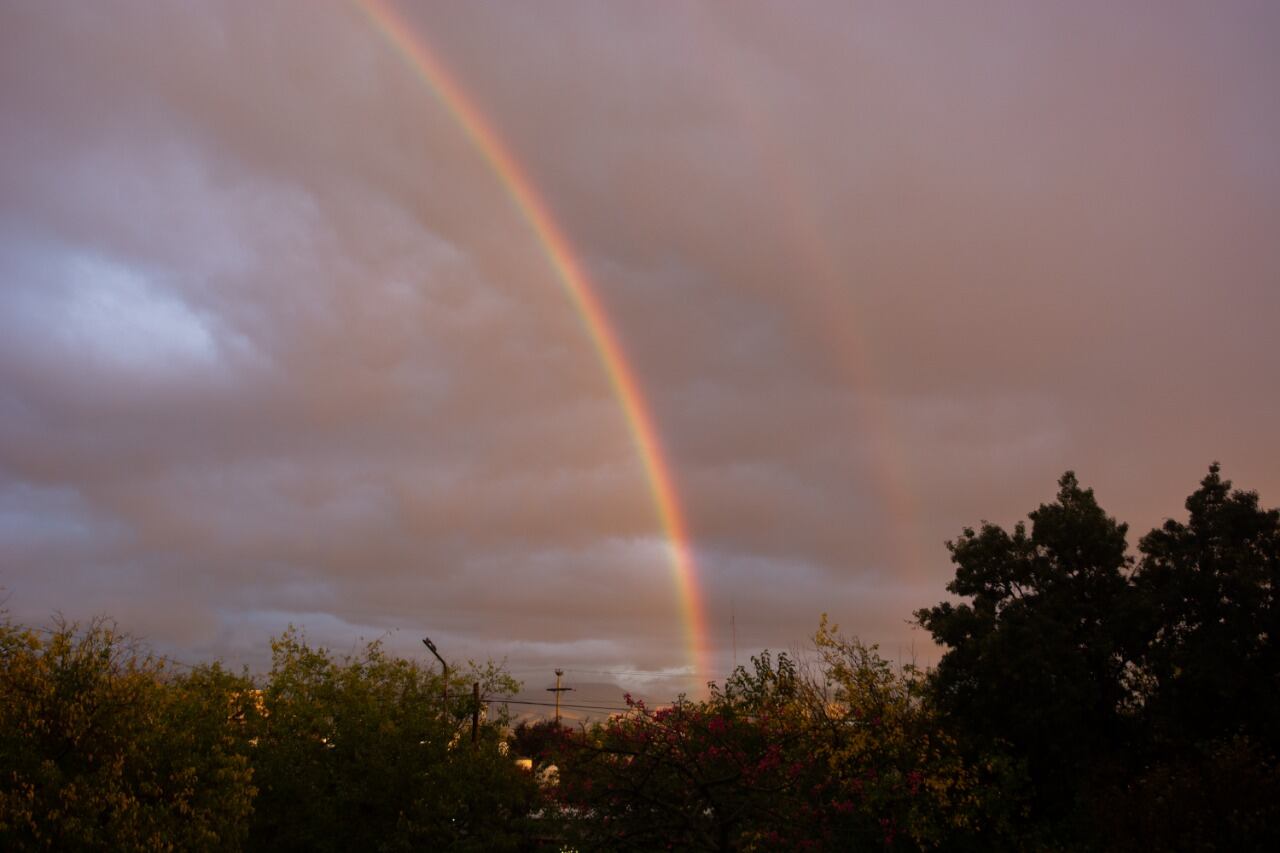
[1,1,1278,690]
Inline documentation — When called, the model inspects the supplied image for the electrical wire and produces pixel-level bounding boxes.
[483,697,678,714]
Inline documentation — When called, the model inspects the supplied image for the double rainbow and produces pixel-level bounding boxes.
[357,0,711,686]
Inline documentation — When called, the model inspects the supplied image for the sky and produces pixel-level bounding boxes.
[2,1,1278,697]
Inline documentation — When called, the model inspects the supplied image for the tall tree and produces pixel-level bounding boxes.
[1090,465,1280,849]
[1133,463,1280,747]
[915,473,1135,838]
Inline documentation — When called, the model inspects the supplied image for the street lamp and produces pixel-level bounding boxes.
[422,637,448,712]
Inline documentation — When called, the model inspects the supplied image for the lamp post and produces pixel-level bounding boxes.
[422,637,448,714]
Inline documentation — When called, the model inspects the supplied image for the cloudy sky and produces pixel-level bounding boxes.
[2,1,1278,695]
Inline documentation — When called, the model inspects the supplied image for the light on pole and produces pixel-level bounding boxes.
[422,636,448,713]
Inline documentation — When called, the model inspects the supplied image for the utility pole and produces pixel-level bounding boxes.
[546,668,573,725]
[470,681,480,746]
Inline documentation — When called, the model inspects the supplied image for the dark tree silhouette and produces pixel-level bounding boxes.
[916,473,1137,841]
[1133,463,1280,747]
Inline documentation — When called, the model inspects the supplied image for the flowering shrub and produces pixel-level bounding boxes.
[550,624,979,851]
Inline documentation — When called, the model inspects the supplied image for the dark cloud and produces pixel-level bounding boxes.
[2,1,1278,694]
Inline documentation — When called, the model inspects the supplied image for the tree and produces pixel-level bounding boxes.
[809,617,984,849]
[246,627,537,852]
[915,473,1136,842]
[1133,463,1280,747]
[553,652,820,851]
[0,618,256,850]
[552,634,977,851]
[509,718,572,771]
[1099,464,1280,850]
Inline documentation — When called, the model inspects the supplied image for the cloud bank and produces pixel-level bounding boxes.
[2,1,1278,693]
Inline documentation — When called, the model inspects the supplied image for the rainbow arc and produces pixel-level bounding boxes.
[357,0,711,686]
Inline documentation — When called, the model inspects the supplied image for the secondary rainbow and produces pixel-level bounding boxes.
[357,0,711,685]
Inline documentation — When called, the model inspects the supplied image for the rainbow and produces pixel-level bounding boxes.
[356,0,711,686]
[690,12,925,586]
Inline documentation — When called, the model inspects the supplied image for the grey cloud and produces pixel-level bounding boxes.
[2,1,1278,692]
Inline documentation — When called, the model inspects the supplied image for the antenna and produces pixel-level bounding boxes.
[731,598,738,670]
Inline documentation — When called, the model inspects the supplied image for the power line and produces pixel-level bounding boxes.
[486,697,690,713]
[562,668,699,678]
[484,698,637,714]
[503,667,702,680]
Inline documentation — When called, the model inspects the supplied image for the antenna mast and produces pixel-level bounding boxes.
[731,598,738,670]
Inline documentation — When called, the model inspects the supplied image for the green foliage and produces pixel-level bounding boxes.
[552,636,977,851]
[0,618,255,851]
[0,619,533,851]
[810,617,985,848]
[247,627,537,852]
